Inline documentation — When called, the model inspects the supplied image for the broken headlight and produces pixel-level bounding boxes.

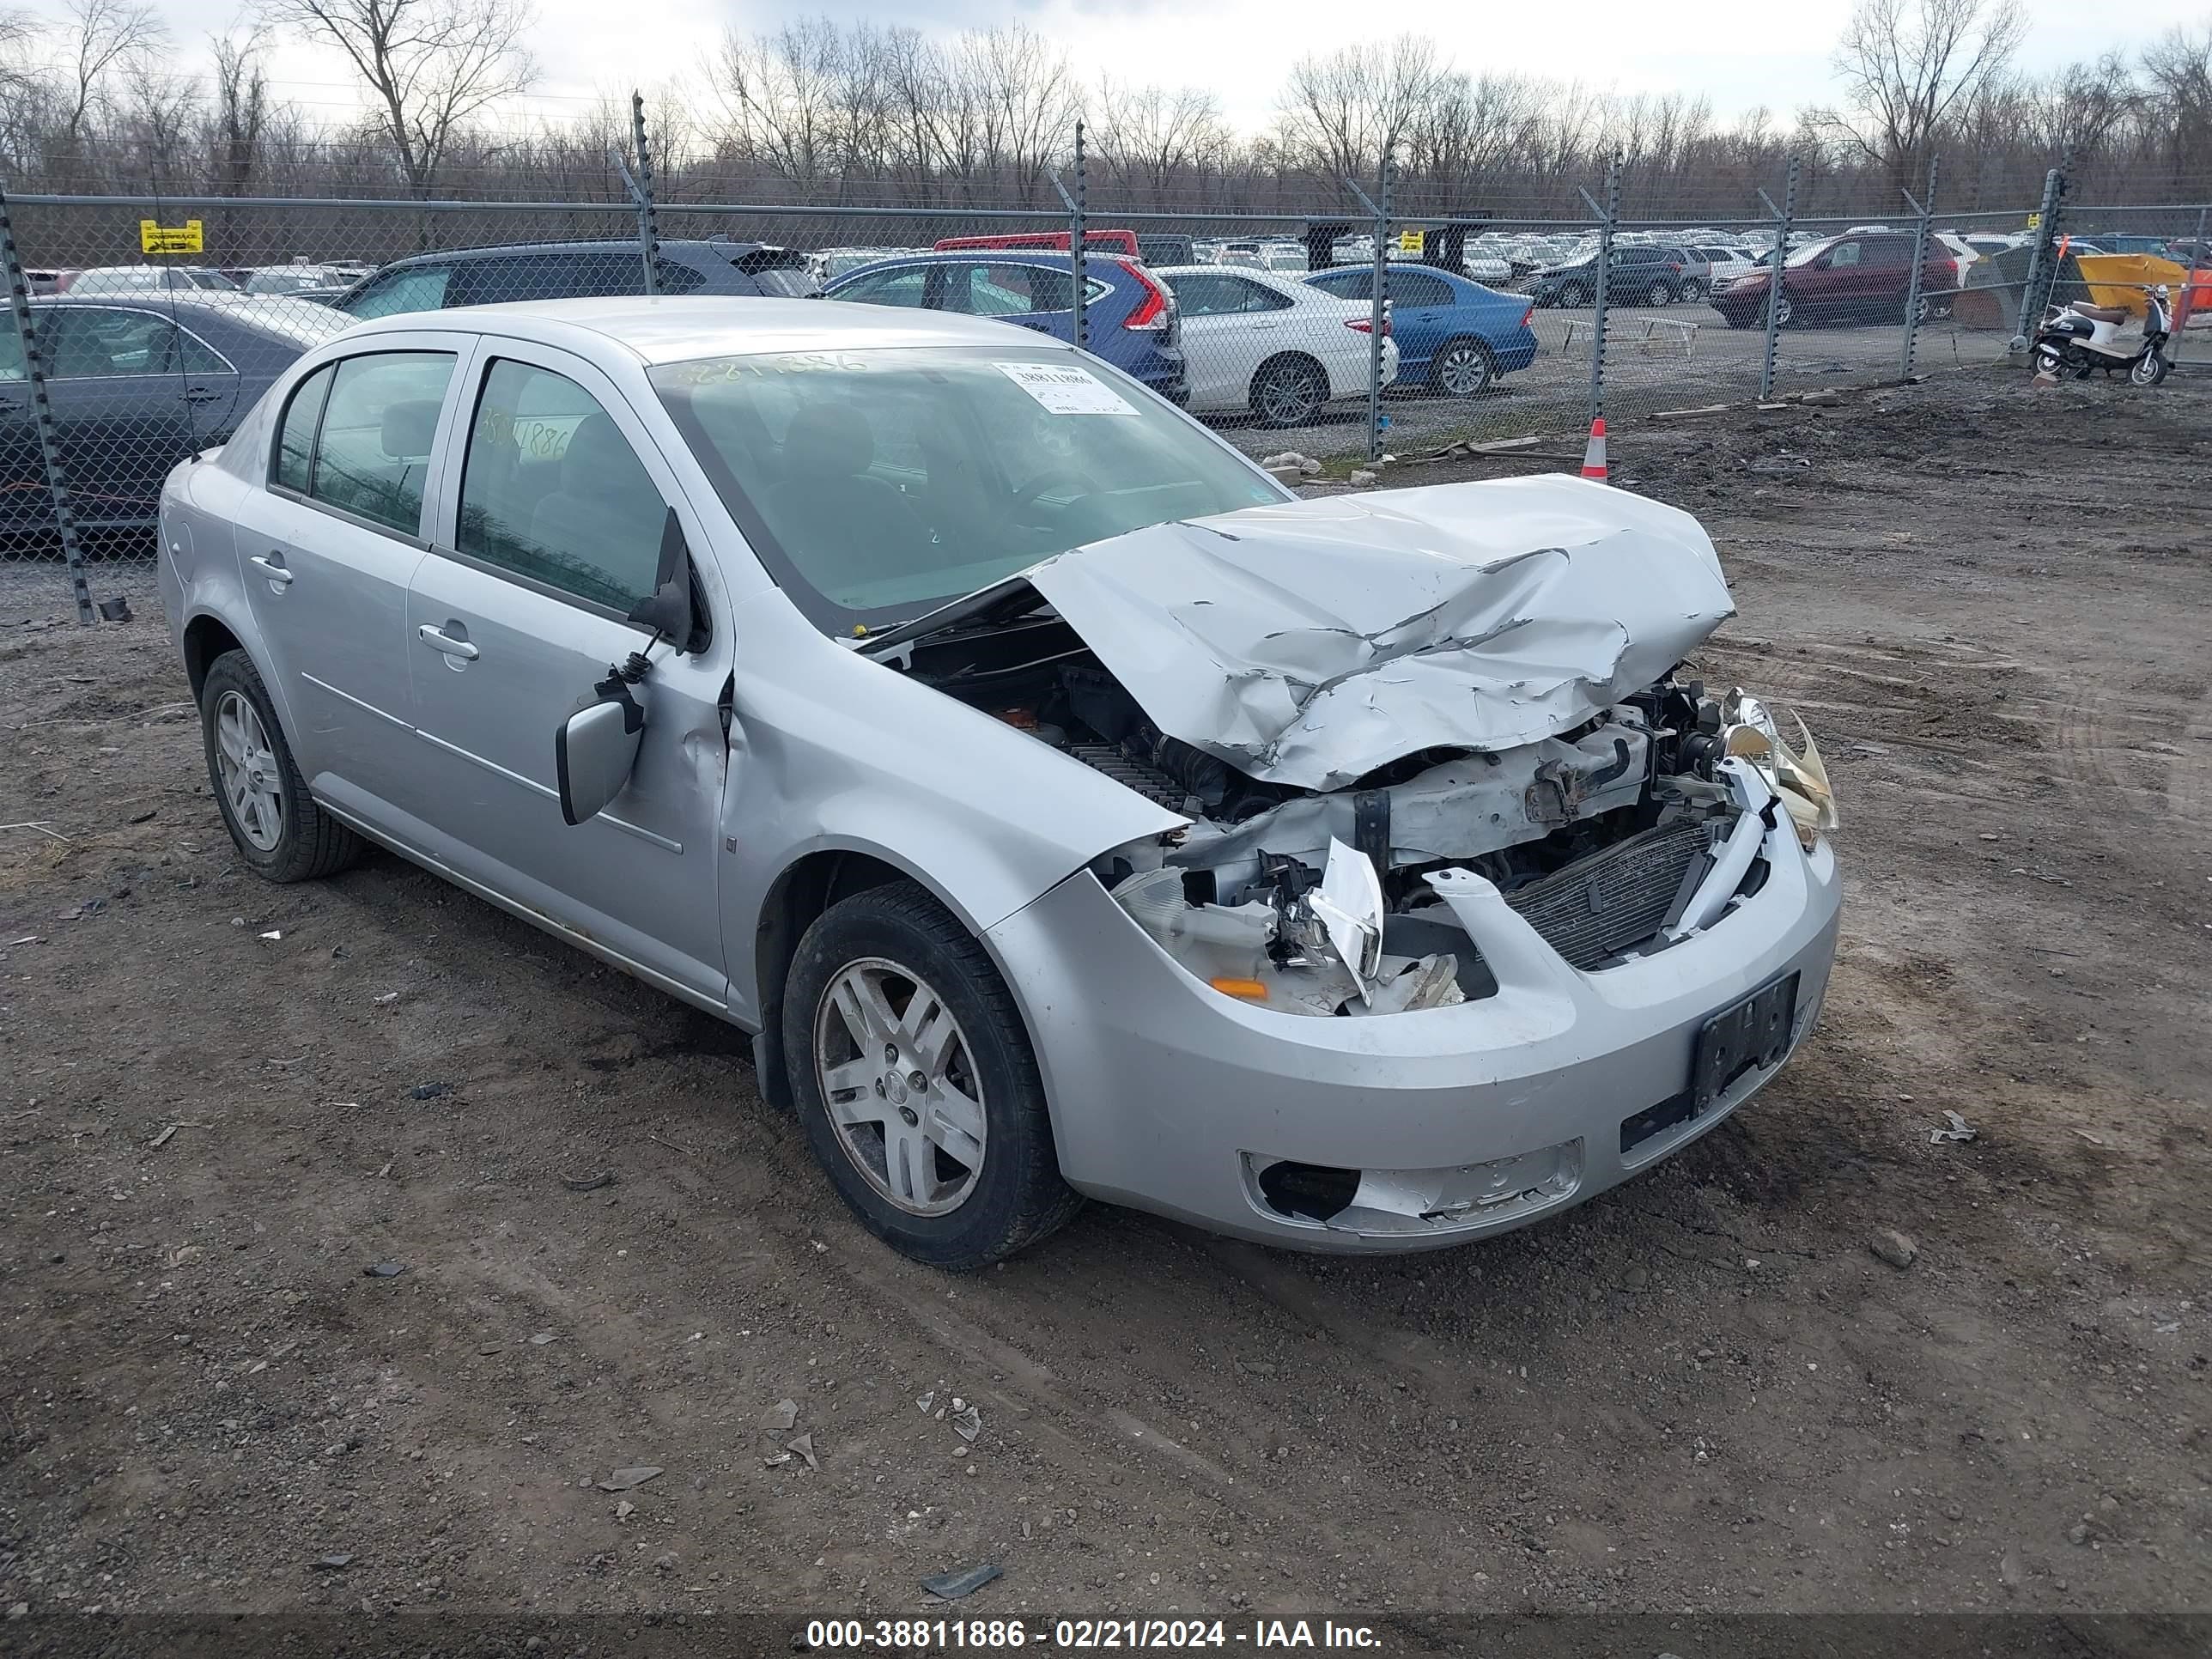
[1723,688,1838,847]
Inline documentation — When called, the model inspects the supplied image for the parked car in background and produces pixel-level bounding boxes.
[64,265,243,295]
[1303,264,1535,398]
[1,295,344,538]
[1461,251,1514,285]
[1694,245,1759,288]
[158,295,1839,1268]
[823,250,1184,404]
[1155,265,1395,427]
[1136,234,1195,267]
[1528,245,1699,308]
[328,239,817,319]
[23,269,69,295]
[241,264,358,300]
[1708,230,1957,329]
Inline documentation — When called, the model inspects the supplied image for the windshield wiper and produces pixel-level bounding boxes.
[853,576,1054,660]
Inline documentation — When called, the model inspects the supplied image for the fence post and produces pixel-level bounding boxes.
[0,184,95,625]
[1899,155,1939,380]
[1048,128,1088,354]
[1071,120,1086,351]
[1757,156,1800,401]
[1369,155,1394,463]
[1578,151,1620,432]
[2185,204,2208,343]
[630,92,660,296]
[2015,164,2065,348]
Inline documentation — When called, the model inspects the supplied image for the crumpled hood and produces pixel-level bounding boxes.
[1024,475,1735,792]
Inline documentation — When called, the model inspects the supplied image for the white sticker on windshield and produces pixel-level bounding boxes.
[996,361,1137,416]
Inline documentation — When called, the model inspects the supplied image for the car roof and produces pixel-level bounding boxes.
[333,295,1052,363]
[379,238,776,269]
[838,249,1117,267]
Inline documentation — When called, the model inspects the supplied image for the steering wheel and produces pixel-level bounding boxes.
[1009,467,1089,509]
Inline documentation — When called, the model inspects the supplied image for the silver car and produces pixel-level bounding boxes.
[158,298,1842,1268]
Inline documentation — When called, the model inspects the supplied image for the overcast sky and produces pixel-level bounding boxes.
[20,0,2212,134]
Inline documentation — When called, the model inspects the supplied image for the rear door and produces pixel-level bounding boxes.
[1166,271,1290,410]
[232,340,460,819]
[398,340,729,1004]
[941,260,1079,346]
[0,323,40,532]
[35,306,213,527]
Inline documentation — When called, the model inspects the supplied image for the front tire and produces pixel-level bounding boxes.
[783,881,1081,1269]
[1646,279,1676,307]
[198,649,362,883]
[1559,281,1589,308]
[2130,351,2169,387]
[1676,278,1704,303]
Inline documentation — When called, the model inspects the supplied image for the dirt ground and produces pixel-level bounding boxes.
[2,368,2208,1648]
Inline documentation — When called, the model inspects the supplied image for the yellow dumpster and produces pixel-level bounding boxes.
[2075,252,2189,319]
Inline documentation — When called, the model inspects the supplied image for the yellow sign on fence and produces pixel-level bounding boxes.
[138,219,204,255]
[1395,229,1425,253]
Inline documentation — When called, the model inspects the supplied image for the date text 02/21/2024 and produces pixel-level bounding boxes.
[803,1619,1383,1650]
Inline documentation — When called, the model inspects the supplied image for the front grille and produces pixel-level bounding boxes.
[1504,816,1714,970]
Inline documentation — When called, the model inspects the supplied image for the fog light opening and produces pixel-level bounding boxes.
[1255,1159,1360,1224]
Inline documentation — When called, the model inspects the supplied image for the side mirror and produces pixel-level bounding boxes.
[555,678,645,827]
[625,506,702,653]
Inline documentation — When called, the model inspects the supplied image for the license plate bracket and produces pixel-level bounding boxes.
[1690,972,1801,1115]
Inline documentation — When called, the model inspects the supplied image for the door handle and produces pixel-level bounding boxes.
[183,386,225,404]
[249,552,293,588]
[417,623,478,661]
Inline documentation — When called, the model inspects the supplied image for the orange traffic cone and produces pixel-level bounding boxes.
[1579,417,1609,482]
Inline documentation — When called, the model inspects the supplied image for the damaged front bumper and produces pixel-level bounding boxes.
[984,807,1840,1252]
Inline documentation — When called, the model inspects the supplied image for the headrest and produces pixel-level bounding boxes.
[380,398,441,459]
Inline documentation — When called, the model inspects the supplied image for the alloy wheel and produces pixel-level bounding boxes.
[1255,360,1323,426]
[1435,342,1492,398]
[814,957,988,1217]
[213,690,284,852]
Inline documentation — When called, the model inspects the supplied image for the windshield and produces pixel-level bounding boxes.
[653,344,1286,633]
[1785,240,1832,268]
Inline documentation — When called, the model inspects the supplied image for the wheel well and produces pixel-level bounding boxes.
[182,616,243,701]
[1250,350,1323,393]
[751,850,907,1109]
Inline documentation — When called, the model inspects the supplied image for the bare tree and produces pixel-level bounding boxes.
[264,0,538,193]
[58,0,164,143]
[209,27,271,193]
[1819,0,2027,194]
[1087,81,1227,202]
[2141,24,2212,190]
[1277,35,1449,185]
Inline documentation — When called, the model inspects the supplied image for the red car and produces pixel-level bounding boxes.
[1709,230,1956,329]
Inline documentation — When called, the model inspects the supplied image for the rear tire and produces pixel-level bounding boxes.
[1429,337,1497,398]
[1676,278,1704,303]
[1646,280,1675,307]
[198,649,362,884]
[783,880,1081,1269]
[1249,354,1328,428]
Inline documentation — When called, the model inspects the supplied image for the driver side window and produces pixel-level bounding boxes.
[456,360,670,613]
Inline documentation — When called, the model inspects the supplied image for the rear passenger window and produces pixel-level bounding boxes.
[343,265,451,319]
[836,268,928,307]
[307,351,456,536]
[455,360,668,612]
[273,365,333,493]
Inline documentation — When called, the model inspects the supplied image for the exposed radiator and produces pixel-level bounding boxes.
[1065,743,1191,811]
[1504,815,1716,970]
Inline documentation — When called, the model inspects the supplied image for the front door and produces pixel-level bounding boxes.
[399,341,730,1006]
[231,341,459,818]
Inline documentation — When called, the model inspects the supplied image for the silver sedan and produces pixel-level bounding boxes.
[159,297,1841,1267]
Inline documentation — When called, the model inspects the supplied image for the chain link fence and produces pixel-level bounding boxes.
[5,125,2209,622]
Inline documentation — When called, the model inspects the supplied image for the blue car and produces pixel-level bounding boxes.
[821,252,1185,403]
[1304,264,1536,398]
